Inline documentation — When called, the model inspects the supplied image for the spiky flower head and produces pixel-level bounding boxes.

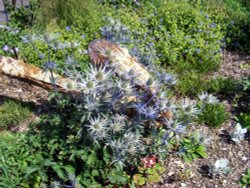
[86,64,112,83]
[85,115,108,141]
[162,118,186,134]
[180,98,200,117]
[109,115,126,133]
[198,92,219,104]
[135,103,159,120]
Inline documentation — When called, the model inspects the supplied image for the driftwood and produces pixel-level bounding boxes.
[88,39,152,87]
[0,56,79,93]
[0,39,153,94]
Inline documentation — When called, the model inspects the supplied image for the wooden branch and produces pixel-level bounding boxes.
[0,39,154,95]
[0,56,79,93]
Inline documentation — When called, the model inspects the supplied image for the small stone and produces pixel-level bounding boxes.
[17,88,23,92]
[242,156,248,161]
[180,183,187,187]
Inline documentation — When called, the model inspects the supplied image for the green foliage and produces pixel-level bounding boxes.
[143,0,224,74]
[19,29,90,71]
[201,0,250,51]
[3,0,38,29]
[0,26,22,58]
[236,113,250,129]
[0,100,31,130]
[133,163,165,185]
[207,76,241,95]
[0,131,44,187]
[33,0,108,35]
[198,103,229,128]
[175,71,207,97]
[178,133,207,162]
[240,169,250,187]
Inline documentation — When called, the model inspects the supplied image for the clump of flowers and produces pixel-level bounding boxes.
[21,31,205,186]
[141,155,157,168]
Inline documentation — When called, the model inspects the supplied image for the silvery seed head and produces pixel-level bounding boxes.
[180,98,200,117]
[198,92,219,104]
[86,115,108,140]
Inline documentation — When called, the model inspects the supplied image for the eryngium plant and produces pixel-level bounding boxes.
[64,59,200,167]
[22,32,199,168]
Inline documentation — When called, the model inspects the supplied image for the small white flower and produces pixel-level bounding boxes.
[162,118,186,134]
[109,115,126,133]
[123,132,141,144]
[115,80,133,94]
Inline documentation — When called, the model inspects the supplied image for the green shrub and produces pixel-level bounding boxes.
[207,76,241,94]
[178,133,207,162]
[143,0,224,74]
[0,131,43,187]
[201,0,250,51]
[0,100,31,130]
[175,71,207,97]
[198,103,229,128]
[19,29,91,71]
[33,0,108,35]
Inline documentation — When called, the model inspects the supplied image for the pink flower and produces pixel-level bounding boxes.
[141,155,157,168]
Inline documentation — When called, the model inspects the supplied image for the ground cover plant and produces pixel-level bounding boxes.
[0,100,31,130]
[0,0,249,187]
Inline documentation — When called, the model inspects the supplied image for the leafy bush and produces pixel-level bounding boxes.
[142,0,224,74]
[3,0,39,29]
[178,133,207,162]
[0,25,22,58]
[207,76,242,95]
[198,103,229,128]
[0,131,43,187]
[33,0,108,34]
[19,31,90,71]
[0,100,31,130]
[201,0,250,51]
[175,71,207,97]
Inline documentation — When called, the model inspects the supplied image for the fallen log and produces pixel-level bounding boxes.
[0,56,79,93]
[88,39,153,88]
[0,39,154,94]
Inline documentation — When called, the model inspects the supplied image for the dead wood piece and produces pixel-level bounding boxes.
[0,56,79,93]
[88,39,153,88]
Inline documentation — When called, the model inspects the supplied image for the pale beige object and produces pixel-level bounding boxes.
[88,39,153,87]
[0,39,154,94]
[0,56,78,93]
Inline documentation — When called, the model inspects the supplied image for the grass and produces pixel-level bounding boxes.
[0,100,32,130]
